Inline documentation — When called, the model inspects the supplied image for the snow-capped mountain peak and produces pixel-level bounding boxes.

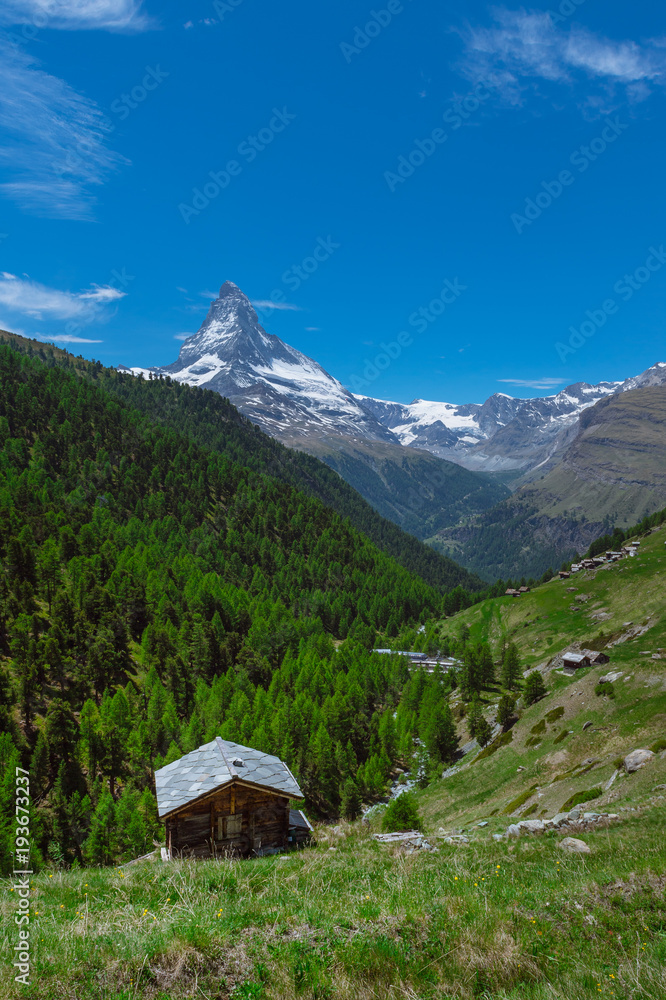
[122,281,395,444]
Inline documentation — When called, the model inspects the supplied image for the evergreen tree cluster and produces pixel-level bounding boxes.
[0,344,461,870]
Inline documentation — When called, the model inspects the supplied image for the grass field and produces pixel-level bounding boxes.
[3,529,664,999]
[2,805,665,1000]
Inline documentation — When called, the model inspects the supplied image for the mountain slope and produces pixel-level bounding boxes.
[361,363,666,475]
[121,284,510,541]
[125,281,396,444]
[0,330,483,594]
[432,386,666,580]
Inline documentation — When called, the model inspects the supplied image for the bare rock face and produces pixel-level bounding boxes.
[559,837,591,854]
[624,749,655,773]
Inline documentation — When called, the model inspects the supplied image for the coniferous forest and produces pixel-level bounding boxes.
[0,338,483,871]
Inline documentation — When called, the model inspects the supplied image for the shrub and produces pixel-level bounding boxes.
[561,787,603,811]
[475,730,513,762]
[594,681,615,698]
[546,706,565,723]
[650,738,666,753]
[502,784,538,815]
[381,792,423,833]
[553,729,571,744]
[530,719,546,735]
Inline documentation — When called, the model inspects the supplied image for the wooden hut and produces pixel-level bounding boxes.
[562,651,591,671]
[155,738,309,859]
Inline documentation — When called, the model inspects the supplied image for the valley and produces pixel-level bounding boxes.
[123,283,666,580]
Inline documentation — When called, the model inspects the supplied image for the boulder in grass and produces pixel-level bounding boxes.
[559,837,591,854]
[623,749,655,773]
[518,819,545,833]
[506,824,521,838]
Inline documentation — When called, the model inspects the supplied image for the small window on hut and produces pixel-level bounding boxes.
[218,814,242,838]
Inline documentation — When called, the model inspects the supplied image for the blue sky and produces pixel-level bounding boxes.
[0,0,665,404]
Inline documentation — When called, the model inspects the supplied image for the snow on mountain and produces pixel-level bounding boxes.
[120,279,666,478]
[123,282,395,444]
[356,366,666,473]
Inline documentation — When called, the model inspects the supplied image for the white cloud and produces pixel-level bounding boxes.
[39,334,104,343]
[0,0,150,31]
[497,376,566,390]
[173,333,191,341]
[0,273,126,320]
[305,326,320,331]
[456,8,666,108]
[0,38,126,219]
[252,300,302,311]
[199,289,218,299]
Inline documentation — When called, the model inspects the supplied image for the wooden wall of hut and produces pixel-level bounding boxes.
[165,782,290,858]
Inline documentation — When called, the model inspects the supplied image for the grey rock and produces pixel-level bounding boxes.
[624,749,655,773]
[492,833,504,842]
[569,808,581,820]
[477,821,489,827]
[518,819,545,833]
[582,721,593,730]
[652,784,666,792]
[583,812,599,821]
[599,671,623,684]
[506,824,521,838]
[559,837,591,854]
[551,812,569,827]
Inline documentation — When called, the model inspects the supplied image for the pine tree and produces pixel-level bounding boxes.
[423,702,458,764]
[524,671,547,706]
[341,778,362,820]
[459,648,481,701]
[83,789,117,865]
[467,699,492,747]
[501,643,522,691]
[496,693,516,730]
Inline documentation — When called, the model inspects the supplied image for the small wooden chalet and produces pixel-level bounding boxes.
[155,739,310,859]
[562,651,591,670]
[581,649,610,665]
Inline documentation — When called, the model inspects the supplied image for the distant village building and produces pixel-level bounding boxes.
[519,586,530,593]
[372,650,459,671]
[558,571,571,579]
[562,652,591,670]
[581,649,610,665]
[505,588,521,597]
[154,739,310,859]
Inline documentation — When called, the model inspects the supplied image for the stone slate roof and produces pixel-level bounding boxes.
[154,738,303,818]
